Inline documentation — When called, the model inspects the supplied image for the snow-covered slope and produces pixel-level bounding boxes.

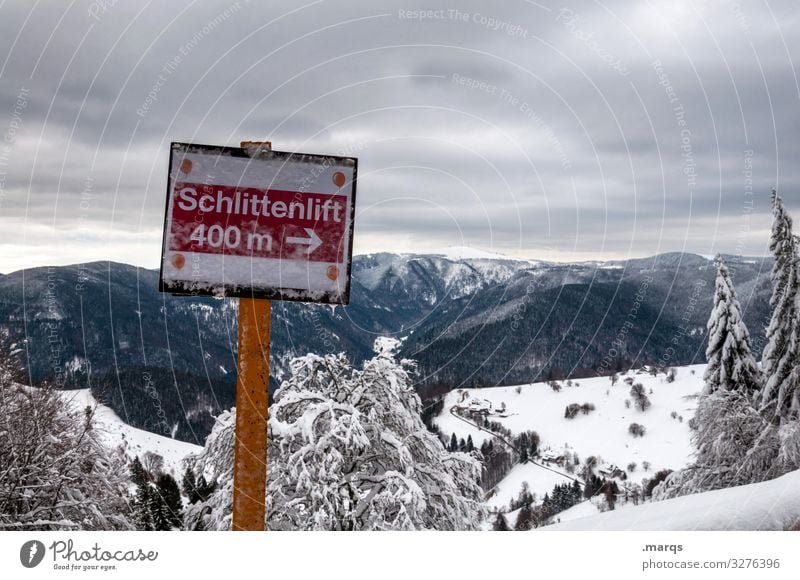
[59,389,201,476]
[488,462,577,510]
[435,365,704,505]
[545,469,800,531]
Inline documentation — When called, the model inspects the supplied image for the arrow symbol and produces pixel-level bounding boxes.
[285,228,322,254]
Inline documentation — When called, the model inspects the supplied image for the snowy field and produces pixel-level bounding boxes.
[546,468,800,531]
[58,388,201,476]
[434,365,705,502]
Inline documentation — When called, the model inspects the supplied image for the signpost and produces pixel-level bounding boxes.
[158,141,358,530]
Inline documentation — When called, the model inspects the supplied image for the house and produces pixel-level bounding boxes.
[541,451,567,466]
[466,397,492,415]
[598,464,626,479]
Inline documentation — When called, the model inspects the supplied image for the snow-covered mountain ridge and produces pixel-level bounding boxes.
[0,251,770,444]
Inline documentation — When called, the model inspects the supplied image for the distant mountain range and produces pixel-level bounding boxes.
[0,249,772,444]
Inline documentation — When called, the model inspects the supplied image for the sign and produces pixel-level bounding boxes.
[159,142,357,304]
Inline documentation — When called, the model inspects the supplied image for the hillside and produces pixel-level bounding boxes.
[58,388,201,477]
[435,364,704,508]
[545,469,800,531]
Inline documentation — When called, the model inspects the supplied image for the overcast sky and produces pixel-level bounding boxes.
[0,0,798,271]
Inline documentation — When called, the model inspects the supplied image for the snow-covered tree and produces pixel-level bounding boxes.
[767,321,800,424]
[760,191,799,419]
[655,248,800,498]
[267,344,484,530]
[185,342,484,530]
[662,390,779,497]
[182,411,231,531]
[702,258,762,397]
[0,364,132,530]
[762,191,796,381]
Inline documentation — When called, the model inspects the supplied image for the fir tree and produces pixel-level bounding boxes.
[130,456,148,488]
[515,504,534,530]
[703,258,762,397]
[759,204,800,423]
[156,473,183,529]
[492,512,510,531]
[761,190,796,394]
[131,478,154,530]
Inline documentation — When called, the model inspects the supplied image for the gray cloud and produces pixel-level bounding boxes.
[0,0,798,272]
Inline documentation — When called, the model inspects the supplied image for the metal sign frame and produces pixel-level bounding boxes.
[158,141,358,305]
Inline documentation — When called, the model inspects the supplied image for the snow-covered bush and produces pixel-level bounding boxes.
[628,422,646,437]
[182,410,233,531]
[186,344,484,530]
[656,390,793,499]
[630,383,651,411]
[566,402,595,418]
[0,373,132,530]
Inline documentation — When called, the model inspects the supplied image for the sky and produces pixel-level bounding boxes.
[0,0,798,272]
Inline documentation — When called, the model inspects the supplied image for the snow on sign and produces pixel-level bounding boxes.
[159,142,358,304]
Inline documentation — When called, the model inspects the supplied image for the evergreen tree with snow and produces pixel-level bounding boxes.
[130,459,183,530]
[702,258,762,397]
[761,278,800,424]
[760,191,800,419]
[130,462,155,531]
[762,191,796,382]
[155,473,183,530]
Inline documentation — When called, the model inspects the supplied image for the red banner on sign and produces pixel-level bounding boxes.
[168,182,348,263]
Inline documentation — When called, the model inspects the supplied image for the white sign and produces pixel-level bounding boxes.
[159,142,357,304]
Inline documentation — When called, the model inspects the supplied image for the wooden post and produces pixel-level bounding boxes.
[232,140,272,531]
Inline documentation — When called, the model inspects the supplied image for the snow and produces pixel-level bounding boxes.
[373,336,401,355]
[545,468,800,531]
[58,389,201,476]
[488,462,577,510]
[552,499,601,523]
[426,246,519,261]
[434,365,704,498]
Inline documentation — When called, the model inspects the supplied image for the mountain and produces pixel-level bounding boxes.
[400,252,771,387]
[0,262,238,443]
[0,250,771,444]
